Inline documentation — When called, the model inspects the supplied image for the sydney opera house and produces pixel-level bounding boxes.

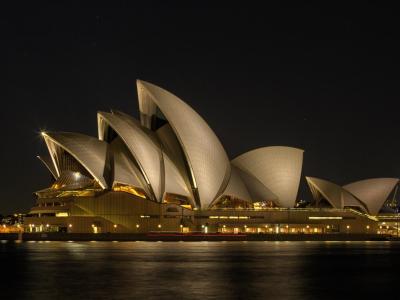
[25,80,399,235]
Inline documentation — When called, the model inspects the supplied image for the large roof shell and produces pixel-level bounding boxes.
[137,80,230,209]
[232,146,304,208]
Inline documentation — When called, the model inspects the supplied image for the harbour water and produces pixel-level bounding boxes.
[1,241,398,299]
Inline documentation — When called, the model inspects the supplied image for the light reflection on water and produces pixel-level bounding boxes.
[1,241,399,299]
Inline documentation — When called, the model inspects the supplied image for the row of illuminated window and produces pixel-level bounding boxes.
[26,212,69,218]
[200,216,265,219]
[308,216,343,220]
[33,202,66,207]
[163,215,192,219]
[308,216,356,220]
[139,215,191,219]
[209,216,250,219]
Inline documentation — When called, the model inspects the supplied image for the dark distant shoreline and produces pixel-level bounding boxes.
[0,233,396,242]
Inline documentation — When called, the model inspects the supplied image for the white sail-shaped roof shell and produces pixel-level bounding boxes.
[306,177,344,208]
[342,191,368,212]
[156,124,195,205]
[156,125,192,190]
[232,146,303,208]
[221,165,252,202]
[137,80,230,209]
[110,137,146,190]
[237,168,278,202]
[112,111,191,200]
[306,177,369,212]
[42,132,108,189]
[98,111,163,201]
[344,178,399,215]
[163,155,193,201]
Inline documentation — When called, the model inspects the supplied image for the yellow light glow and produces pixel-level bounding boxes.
[158,224,162,228]
[68,224,72,228]
[113,184,146,198]
[56,212,69,217]
[56,190,94,197]
[136,224,140,228]
[308,216,343,220]
[366,225,370,229]
[346,225,350,229]
[113,224,117,228]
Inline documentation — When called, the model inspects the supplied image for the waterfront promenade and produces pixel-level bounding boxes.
[0,232,394,242]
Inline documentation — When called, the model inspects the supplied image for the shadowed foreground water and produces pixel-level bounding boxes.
[0,241,399,299]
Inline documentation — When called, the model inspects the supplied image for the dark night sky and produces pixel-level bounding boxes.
[2,2,400,214]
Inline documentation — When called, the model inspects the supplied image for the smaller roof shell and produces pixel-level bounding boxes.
[344,178,399,215]
[42,132,108,189]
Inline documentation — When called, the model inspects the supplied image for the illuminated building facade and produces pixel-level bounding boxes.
[25,81,399,235]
